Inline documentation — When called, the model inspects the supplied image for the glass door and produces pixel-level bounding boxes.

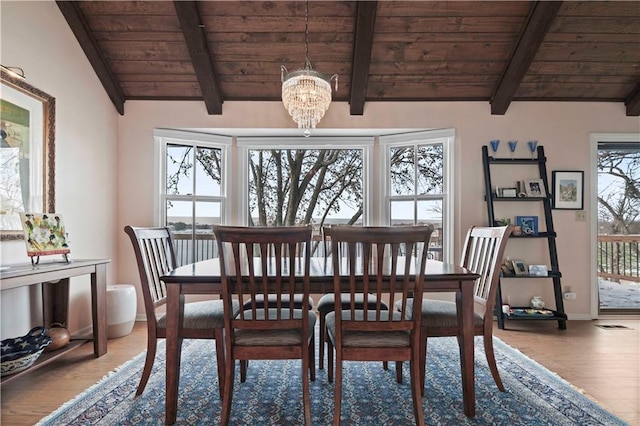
[596,140,640,314]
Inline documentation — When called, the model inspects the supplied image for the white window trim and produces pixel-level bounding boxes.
[154,128,232,227]
[379,128,455,263]
[236,136,375,226]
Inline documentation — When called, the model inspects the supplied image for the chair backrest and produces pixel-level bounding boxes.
[124,226,178,323]
[212,225,313,332]
[329,225,434,335]
[459,225,511,321]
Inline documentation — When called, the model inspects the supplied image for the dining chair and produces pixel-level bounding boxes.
[326,225,434,426]
[317,225,390,372]
[212,225,316,425]
[124,225,239,399]
[408,225,511,395]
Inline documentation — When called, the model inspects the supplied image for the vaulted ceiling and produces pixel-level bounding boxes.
[56,1,640,117]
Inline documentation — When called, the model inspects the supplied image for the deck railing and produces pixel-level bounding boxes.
[598,234,640,282]
[172,232,443,266]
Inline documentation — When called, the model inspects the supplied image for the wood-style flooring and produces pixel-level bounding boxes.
[1,319,638,425]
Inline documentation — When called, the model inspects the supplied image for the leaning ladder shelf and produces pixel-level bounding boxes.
[482,145,567,330]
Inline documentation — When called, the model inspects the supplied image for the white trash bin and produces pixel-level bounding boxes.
[107,284,137,338]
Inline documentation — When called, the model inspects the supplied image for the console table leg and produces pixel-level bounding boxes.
[42,278,70,327]
[92,263,108,357]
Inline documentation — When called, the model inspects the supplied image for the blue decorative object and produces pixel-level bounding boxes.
[508,140,518,152]
[1,326,52,376]
[490,140,500,152]
[527,140,538,153]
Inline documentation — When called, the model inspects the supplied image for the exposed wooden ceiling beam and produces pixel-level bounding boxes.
[349,1,377,115]
[490,1,562,115]
[625,82,640,116]
[56,1,125,115]
[174,1,223,115]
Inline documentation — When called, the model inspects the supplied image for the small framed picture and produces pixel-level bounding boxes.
[516,215,538,236]
[524,178,546,197]
[495,218,512,226]
[552,170,584,210]
[528,264,548,276]
[501,188,517,198]
[512,259,528,275]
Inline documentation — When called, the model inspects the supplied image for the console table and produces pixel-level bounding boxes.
[0,259,110,384]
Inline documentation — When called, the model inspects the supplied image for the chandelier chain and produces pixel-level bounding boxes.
[304,0,309,64]
[280,0,337,136]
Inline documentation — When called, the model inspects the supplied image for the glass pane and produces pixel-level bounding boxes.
[390,200,414,225]
[194,201,220,261]
[389,146,415,196]
[166,200,193,265]
[418,199,443,260]
[166,144,194,195]
[416,144,444,195]
[194,146,221,196]
[247,149,363,231]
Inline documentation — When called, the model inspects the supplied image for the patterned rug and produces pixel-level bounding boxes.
[37,336,627,425]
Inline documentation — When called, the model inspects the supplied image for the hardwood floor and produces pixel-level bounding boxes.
[1,319,638,425]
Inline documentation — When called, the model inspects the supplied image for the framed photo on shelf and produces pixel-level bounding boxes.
[515,215,538,236]
[528,264,548,276]
[524,178,546,197]
[512,259,528,275]
[552,170,584,210]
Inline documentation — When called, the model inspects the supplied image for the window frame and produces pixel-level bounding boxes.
[236,136,375,226]
[153,129,454,263]
[379,129,455,263]
[154,129,231,262]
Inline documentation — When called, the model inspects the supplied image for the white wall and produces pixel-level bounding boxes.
[1,1,118,338]
[2,2,639,340]
[118,101,639,319]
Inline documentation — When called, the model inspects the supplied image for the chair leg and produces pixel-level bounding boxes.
[135,337,157,397]
[309,331,316,382]
[419,330,427,397]
[319,311,326,370]
[214,329,225,399]
[302,336,312,425]
[240,360,247,382]
[333,354,342,426]
[395,361,403,383]
[327,339,334,383]
[220,353,236,426]
[409,357,425,426]
[383,361,389,370]
[484,333,505,392]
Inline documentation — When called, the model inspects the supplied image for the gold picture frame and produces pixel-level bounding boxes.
[0,69,55,240]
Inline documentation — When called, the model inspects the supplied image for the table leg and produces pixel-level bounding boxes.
[457,282,475,417]
[91,264,108,357]
[42,278,70,327]
[166,284,184,425]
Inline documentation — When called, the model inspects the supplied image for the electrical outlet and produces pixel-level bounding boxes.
[575,211,586,222]
[563,292,577,301]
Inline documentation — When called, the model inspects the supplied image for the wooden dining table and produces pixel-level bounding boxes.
[160,257,480,424]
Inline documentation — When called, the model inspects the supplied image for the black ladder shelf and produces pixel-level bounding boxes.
[482,145,567,330]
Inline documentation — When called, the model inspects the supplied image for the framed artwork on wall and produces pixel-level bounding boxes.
[0,69,56,241]
[552,170,584,210]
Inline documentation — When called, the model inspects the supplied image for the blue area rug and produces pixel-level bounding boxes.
[37,336,627,425]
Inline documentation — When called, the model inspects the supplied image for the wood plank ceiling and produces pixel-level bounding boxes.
[56,1,640,117]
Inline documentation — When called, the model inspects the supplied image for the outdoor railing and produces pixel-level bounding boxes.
[172,232,443,266]
[598,234,640,282]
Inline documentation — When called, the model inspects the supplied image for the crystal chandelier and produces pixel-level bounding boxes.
[281,0,338,137]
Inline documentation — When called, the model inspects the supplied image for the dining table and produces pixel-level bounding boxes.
[160,256,480,424]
